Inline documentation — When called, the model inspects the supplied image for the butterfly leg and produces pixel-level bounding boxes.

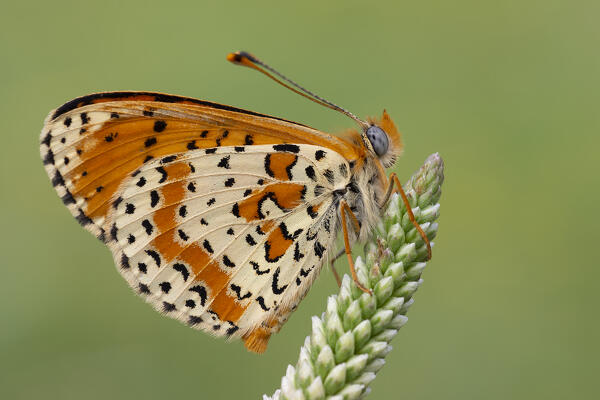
[329,249,345,287]
[380,173,432,260]
[339,200,372,294]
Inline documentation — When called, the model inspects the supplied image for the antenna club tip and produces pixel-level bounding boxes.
[226,52,243,64]
[227,51,255,65]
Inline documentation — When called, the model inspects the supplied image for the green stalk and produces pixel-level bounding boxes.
[265,153,445,400]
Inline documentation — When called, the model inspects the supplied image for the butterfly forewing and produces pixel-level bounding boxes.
[40,92,356,351]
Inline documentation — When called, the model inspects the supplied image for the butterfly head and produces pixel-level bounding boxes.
[362,110,403,168]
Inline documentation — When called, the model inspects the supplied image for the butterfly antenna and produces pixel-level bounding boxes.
[227,51,369,129]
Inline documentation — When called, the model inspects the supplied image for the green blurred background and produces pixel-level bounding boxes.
[1,1,598,399]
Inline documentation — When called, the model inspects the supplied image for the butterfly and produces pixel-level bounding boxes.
[39,51,431,353]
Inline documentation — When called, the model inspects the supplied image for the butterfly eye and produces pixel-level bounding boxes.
[366,125,389,157]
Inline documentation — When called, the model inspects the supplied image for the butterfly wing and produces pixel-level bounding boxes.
[40,91,360,241]
[40,92,356,352]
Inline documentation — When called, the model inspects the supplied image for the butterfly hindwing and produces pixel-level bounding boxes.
[107,144,349,346]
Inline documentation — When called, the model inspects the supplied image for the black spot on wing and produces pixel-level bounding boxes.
[273,144,300,153]
[315,150,326,160]
[314,241,325,259]
[203,239,214,254]
[256,296,270,311]
[43,149,55,165]
[305,166,316,181]
[97,229,106,243]
[189,285,207,306]
[222,255,235,268]
[139,283,151,294]
[120,253,130,269]
[142,219,153,235]
[145,249,161,266]
[156,167,167,183]
[138,263,147,274]
[173,263,190,281]
[217,155,231,169]
[51,170,65,187]
[178,229,189,241]
[293,242,305,261]
[271,267,288,295]
[41,131,52,146]
[323,169,335,185]
[226,323,239,336]
[264,154,274,178]
[150,190,160,207]
[160,282,171,294]
[153,120,167,132]
[314,185,325,197]
[76,209,93,226]
[230,284,251,300]
[161,155,177,164]
[61,190,75,205]
[245,234,256,246]
[110,223,118,241]
[144,137,157,147]
[250,261,270,275]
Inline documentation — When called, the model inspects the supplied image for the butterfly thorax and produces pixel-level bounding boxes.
[336,155,387,244]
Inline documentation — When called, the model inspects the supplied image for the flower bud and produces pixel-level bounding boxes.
[345,354,369,381]
[324,364,347,395]
[370,309,394,335]
[335,331,356,363]
[374,276,394,305]
[343,300,362,331]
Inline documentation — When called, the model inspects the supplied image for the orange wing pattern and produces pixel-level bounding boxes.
[40,92,360,352]
[41,92,360,240]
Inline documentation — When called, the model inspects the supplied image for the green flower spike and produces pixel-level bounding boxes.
[265,153,444,400]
